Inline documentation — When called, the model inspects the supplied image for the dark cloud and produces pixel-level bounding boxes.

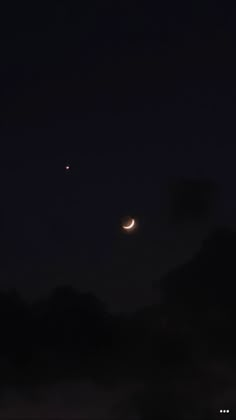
[161,176,220,225]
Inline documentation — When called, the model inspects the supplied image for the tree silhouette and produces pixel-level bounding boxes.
[159,226,236,360]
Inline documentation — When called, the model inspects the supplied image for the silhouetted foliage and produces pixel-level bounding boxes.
[0,227,235,418]
[165,176,220,224]
[159,226,236,361]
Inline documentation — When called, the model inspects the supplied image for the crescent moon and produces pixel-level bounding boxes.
[123,218,135,230]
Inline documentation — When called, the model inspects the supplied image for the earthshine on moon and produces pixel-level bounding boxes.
[123,218,135,230]
[121,216,137,232]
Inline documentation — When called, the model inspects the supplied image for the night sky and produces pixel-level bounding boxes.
[0,2,236,311]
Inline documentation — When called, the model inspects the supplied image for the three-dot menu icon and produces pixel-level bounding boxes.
[220,409,230,413]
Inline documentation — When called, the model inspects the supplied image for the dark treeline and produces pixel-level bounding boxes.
[0,284,156,389]
[0,226,235,418]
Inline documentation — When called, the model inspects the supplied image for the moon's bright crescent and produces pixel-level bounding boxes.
[123,218,135,230]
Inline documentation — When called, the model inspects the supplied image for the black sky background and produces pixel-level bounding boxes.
[0,2,235,310]
[0,2,236,418]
